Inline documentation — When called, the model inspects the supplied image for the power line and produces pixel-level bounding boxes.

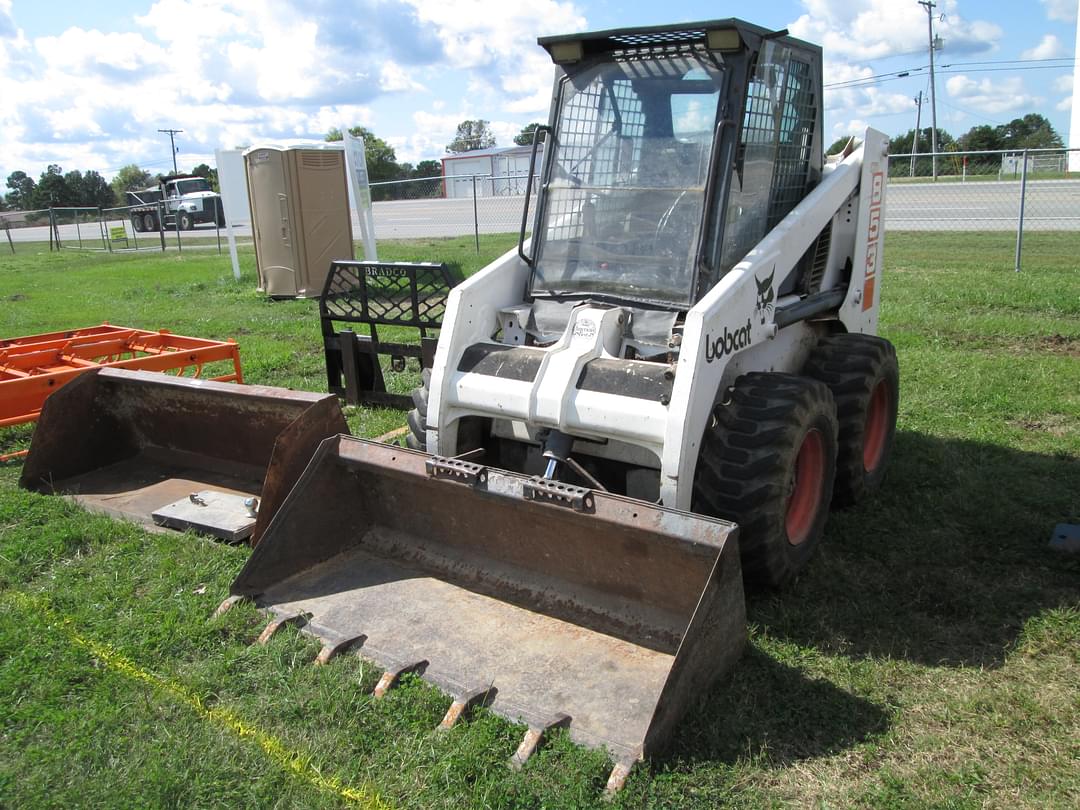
[825,60,1075,90]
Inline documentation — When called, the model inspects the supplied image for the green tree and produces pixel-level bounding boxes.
[959,124,1000,152]
[80,171,115,208]
[513,123,543,146]
[191,163,220,192]
[446,119,496,153]
[413,159,442,178]
[5,170,37,210]
[32,165,70,208]
[826,135,856,155]
[111,164,153,202]
[326,126,401,185]
[995,114,1063,150]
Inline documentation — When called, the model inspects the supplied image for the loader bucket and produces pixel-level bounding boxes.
[231,436,746,772]
[19,367,348,544]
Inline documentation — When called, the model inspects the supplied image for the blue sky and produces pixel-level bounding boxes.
[0,0,1076,182]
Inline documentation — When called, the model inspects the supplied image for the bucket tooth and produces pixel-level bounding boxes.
[509,713,572,769]
[315,634,366,665]
[603,760,635,799]
[212,594,247,619]
[256,611,309,645]
[438,685,496,730]
[373,660,428,699]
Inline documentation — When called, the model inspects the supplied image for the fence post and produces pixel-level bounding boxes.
[101,207,113,254]
[158,203,166,252]
[472,174,480,254]
[1014,148,1029,273]
[75,211,83,249]
[49,208,56,251]
[4,221,14,255]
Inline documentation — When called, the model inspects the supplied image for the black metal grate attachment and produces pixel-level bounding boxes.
[320,261,460,328]
[319,261,463,408]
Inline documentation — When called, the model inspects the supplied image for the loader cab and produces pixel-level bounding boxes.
[530,20,823,309]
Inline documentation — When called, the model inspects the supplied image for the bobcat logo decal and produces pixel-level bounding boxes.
[755,269,775,326]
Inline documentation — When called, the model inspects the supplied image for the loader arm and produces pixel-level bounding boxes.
[664,129,889,509]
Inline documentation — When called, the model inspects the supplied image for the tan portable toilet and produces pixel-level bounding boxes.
[243,144,354,298]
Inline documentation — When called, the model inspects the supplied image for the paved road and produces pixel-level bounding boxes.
[6,179,1080,245]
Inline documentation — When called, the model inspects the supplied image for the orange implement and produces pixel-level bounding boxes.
[0,323,243,429]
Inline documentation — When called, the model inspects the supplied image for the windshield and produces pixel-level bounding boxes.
[531,55,723,306]
[171,178,211,195]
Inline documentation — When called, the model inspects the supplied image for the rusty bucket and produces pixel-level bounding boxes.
[20,367,347,544]
[230,436,746,783]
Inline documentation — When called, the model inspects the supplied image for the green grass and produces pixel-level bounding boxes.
[1,232,1078,808]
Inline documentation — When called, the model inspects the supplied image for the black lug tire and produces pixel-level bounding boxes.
[144,213,157,231]
[179,212,194,230]
[693,372,839,588]
[803,334,899,507]
[406,368,432,451]
[131,214,143,233]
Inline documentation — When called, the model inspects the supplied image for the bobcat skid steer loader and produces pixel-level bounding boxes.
[230,19,898,791]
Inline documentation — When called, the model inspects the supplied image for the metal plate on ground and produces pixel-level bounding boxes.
[153,489,257,542]
[1049,523,1080,553]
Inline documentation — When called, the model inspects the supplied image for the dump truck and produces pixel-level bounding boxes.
[227,18,898,791]
[126,174,226,232]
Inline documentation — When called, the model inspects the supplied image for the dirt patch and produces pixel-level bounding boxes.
[941,332,1079,357]
[1010,414,1075,437]
[7,294,26,302]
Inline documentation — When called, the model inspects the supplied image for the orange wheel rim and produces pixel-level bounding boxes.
[786,428,825,546]
[863,381,889,473]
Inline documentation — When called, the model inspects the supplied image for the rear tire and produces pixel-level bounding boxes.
[406,368,432,451]
[693,373,838,588]
[143,213,157,231]
[803,334,899,507]
[131,214,144,233]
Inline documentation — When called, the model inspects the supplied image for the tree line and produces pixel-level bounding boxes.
[827,113,1068,176]
[3,119,545,211]
[325,120,542,200]
[3,163,219,212]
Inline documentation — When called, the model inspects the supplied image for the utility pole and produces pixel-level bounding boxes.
[918,1,940,180]
[910,91,923,178]
[158,128,183,175]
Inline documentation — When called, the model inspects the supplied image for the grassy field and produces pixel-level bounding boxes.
[1,232,1078,808]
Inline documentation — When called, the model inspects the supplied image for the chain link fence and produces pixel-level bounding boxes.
[887,147,1079,270]
[4,154,1074,270]
[368,173,538,244]
[1,195,234,256]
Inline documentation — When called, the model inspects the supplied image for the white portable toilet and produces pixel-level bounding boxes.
[243,143,354,298]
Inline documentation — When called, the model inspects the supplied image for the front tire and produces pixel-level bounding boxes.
[803,334,899,506]
[179,211,195,230]
[693,373,838,588]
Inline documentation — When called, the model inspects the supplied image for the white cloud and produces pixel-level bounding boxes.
[1040,0,1077,23]
[1054,74,1074,93]
[379,61,425,93]
[790,0,1001,61]
[946,74,1040,115]
[1021,34,1065,60]
[1057,96,1072,112]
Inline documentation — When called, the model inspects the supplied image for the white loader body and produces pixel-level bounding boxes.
[427,129,889,510]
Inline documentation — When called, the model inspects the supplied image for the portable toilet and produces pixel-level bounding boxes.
[243,143,354,298]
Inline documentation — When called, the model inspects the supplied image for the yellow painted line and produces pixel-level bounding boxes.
[5,591,391,810]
